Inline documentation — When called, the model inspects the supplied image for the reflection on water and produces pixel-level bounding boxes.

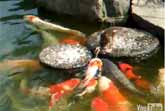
[0,0,164,111]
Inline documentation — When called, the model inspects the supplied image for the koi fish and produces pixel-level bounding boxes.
[118,63,139,80]
[81,58,102,87]
[24,15,86,37]
[76,58,102,96]
[49,78,98,108]
[60,38,80,45]
[76,78,98,96]
[101,59,145,95]
[49,78,80,94]
[49,78,80,108]
[91,97,110,111]
[118,63,150,90]
[0,59,42,74]
[98,76,131,111]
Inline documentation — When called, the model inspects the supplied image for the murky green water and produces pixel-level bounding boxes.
[0,0,164,111]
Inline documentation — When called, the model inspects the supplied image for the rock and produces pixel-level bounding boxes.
[35,0,130,25]
[131,0,165,38]
[87,27,159,59]
[39,44,92,69]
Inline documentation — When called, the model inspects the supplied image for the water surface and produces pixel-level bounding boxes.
[0,0,164,111]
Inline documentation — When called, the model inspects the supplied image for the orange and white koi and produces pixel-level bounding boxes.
[82,58,103,87]
[23,15,86,37]
[49,78,80,108]
[77,78,98,96]
[49,78,98,108]
[98,76,131,111]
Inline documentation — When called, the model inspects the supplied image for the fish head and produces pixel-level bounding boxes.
[88,58,103,72]
[24,15,39,23]
[118,63,133,73]
[83,58,103,86]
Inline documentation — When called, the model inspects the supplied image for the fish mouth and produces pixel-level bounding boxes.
[23,15,38,23]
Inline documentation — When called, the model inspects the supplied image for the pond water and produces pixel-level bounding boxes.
[0,0,164,111]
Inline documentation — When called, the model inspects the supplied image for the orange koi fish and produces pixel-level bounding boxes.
[60,38,80,45]
[98,76,131,111]
[77,78,98,96]
[118,63,150,90]
[49,78,98,108]
[118,63,140,80]
[91,97,110,111]
[49,78,80,108]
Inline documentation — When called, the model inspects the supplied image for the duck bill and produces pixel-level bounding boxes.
[49,78,80,108]
[91,97,110,111]
[119,63,150,90]
[98,76,131,111]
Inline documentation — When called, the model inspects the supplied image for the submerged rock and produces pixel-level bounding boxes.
[87,27,159,59]
[131,0,165,38]
[39,44,92,69]
[35,0,130,24]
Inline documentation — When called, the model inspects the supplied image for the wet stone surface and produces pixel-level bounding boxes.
[35,0,130,24]
[39,44,92,69]
[87,27,159,59]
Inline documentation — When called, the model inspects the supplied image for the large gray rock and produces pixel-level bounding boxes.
[36,0,130,25]
[132,0,165,38]
[87,27,160,59]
